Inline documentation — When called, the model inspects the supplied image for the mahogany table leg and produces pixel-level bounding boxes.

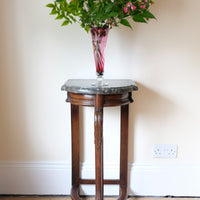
[71,104,82,200]
[94,94,104,200]
[118,104,129,200]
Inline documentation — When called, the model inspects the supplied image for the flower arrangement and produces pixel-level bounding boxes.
[46,0,155,32]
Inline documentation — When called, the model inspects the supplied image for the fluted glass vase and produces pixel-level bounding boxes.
[90,27,109,86]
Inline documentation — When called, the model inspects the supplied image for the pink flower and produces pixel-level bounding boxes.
[131,5,136,10]
[140,5,146,9]
[126,2,131,7]
[111,0,114,2]
[123,7,128,13]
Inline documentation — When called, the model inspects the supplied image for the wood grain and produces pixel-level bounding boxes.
[94,94,104,200]
[71,104,82,200]
[0,197,198,200]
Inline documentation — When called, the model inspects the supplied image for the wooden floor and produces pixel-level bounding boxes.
[0,197,199,200]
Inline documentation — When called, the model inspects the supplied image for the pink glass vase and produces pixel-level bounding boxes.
[90,27,109,84]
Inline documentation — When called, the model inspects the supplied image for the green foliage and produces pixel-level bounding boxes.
[133,14,147,23]
[46,0,155,32]
[120,19,132,28]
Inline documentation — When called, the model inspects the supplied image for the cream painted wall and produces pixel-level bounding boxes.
[1,0,200,167]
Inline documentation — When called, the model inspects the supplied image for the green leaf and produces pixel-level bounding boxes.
[85,26,90,33]
[109,12,118,18]
[142,11,156,19]
[56,0,64,2]
[118,13,126,20]
[61,20,69,26]
[105,4,113,13]
[120,19,132,28]
[50,9,58,15]
[69,15,76,22]
[46,3,54,8]
[56,15,64,20]
[132,15,147,23]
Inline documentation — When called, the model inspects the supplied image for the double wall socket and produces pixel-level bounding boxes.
[153,144,177,158]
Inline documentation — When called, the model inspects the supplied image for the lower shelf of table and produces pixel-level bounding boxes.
[79,179,120,185]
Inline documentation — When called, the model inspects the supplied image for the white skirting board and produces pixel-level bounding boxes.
[0,161,200,196]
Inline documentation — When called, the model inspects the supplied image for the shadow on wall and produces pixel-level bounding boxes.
[0,1,29,161]
[128,82,177,163]
[0,1,49,194]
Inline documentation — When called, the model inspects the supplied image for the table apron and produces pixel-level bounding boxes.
[66,92,133,107]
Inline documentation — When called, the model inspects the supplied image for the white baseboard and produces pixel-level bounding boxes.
[129,163,200,196]
[0,161,71,195]
[0,161,200,196]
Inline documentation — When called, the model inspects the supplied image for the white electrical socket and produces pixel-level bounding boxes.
[153,144,177,158]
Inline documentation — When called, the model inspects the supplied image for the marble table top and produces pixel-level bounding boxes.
[61,79,138,94]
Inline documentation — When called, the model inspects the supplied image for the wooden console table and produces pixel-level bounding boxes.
[62,79,138,200]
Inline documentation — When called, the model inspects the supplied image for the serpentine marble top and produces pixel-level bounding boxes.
[61,79,138,94]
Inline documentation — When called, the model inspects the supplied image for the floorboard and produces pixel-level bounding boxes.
[0,197,199,200]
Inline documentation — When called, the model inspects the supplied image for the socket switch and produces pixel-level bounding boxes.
[153,144,177,158]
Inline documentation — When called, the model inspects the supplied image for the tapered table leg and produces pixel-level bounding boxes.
[94,94,104,200]
[71,104,82,200]
[118,105,129,200]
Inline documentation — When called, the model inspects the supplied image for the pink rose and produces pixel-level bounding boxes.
[123,7,128,13]
[140,5,146,9]
[126,2,131,7]
[131,5,136,10]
